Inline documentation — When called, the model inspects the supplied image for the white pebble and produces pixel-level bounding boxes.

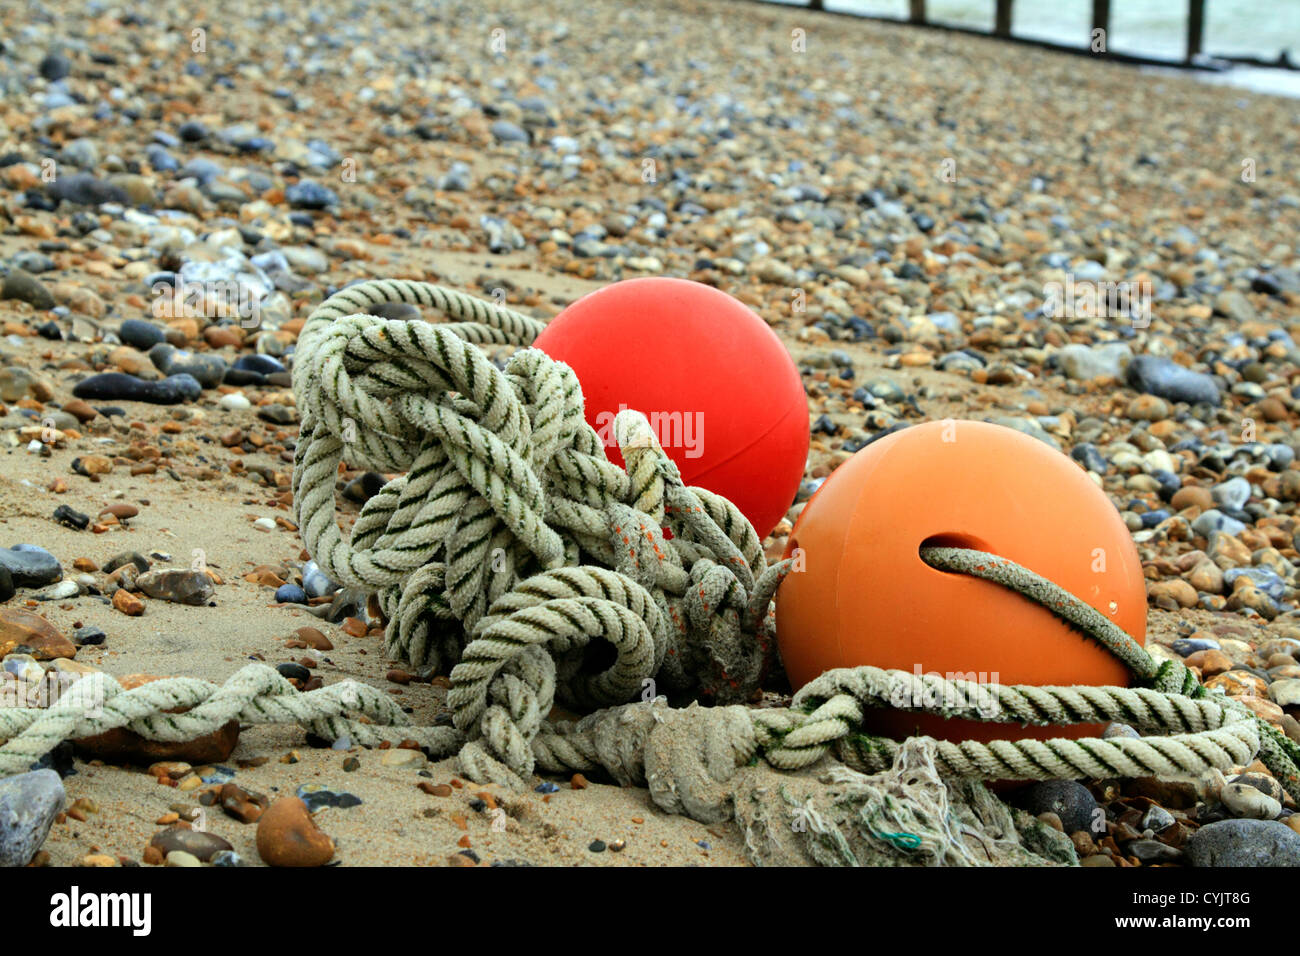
[1221,782,1281,820]
[252,517,277,531]
[219,393,251,411]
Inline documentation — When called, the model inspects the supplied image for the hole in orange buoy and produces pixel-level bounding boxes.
[919,532,995,572]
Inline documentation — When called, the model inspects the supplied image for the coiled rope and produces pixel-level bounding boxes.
[2,279,1298,833]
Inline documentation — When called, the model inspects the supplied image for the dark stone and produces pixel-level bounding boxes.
[177,121,210,142]
[147,344,227,389]
[39,52,71,80]
[276,662,311,681]
[0,769,65,866]
[295,784,361,811]
[72,372,202,405]
[285,180,338,209]
[1186,820,1300,867]
[48,173,129,207]
[53,505,89,531]
[119,319,167,350]
[150,826,233,862]
[1015,780,1097,836]
[73,625,106,646]
[1,270,56,309]
[0,544,63,587]
[275,584,307,604]
[1126,355,1220,406]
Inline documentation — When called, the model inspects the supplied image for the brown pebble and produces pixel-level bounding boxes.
[256,797,335,867]
[295,626,333,650]
[571,773,589,790]
[98,503,139,521]
[112,588,145,616]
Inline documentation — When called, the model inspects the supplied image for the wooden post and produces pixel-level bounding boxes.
[909,0,926,25]
[994,0,1013,38]
[1092,0,1110,46]
[1187,0,1205,61]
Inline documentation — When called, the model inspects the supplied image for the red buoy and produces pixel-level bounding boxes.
[534,277,808,540]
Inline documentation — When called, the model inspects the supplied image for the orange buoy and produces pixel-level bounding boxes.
[533,277,808,540]
[776,420,1146,744]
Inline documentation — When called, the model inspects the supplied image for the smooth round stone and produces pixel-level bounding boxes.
[1171,485,1214,511]
[1212,477,1252,511]
[1223,566,1285,600]
[275,584,307,604]
[1191,509,1247,538]
[33,580,79,601]
[302,562,338,599]
[119,319,166,350]
[164,850,202,867]
[1150,469,1181,501]
[147,344,227,389]
[233,354,285,375]
[149,826,232,862]
[1016,780,1097,835]
[178,121,210,142]
[285,180,338,209]
[276,662,311,682]
[73,625,107,646]
[1,270,56,309]
[1221,782,1281,820]
[48,173,128,206]
[1126,355,1220,406]
[72,372,202,405]
[218,393,251,411]
[1186,820,1300,866]
[0,769,66,866]
[256,797,334,867]
[39,52,71,81]
[1069,442,1108,475]
[1270,679,1300,707]
[0,544,63,587]
[490,120,530,144]
[1172,636,1219,656]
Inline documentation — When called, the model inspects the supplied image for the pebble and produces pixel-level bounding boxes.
[256,797,335,867]
[275,583,307,604]
[296,783,362,811]
[1220,781,1282,820]
[285,180,338,210]
[0,545,62,587]
[150,826,232,862]
[0,769,65,867]
[135,569,215,606]
[1186,819,1300,866]
[0,608,76,659]
[1126,355,1220,406]
[1,270,55,309]
[1015,780,1097,835]
[72,372,202,405]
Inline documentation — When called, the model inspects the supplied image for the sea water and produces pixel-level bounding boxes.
[764,0,1300,98]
